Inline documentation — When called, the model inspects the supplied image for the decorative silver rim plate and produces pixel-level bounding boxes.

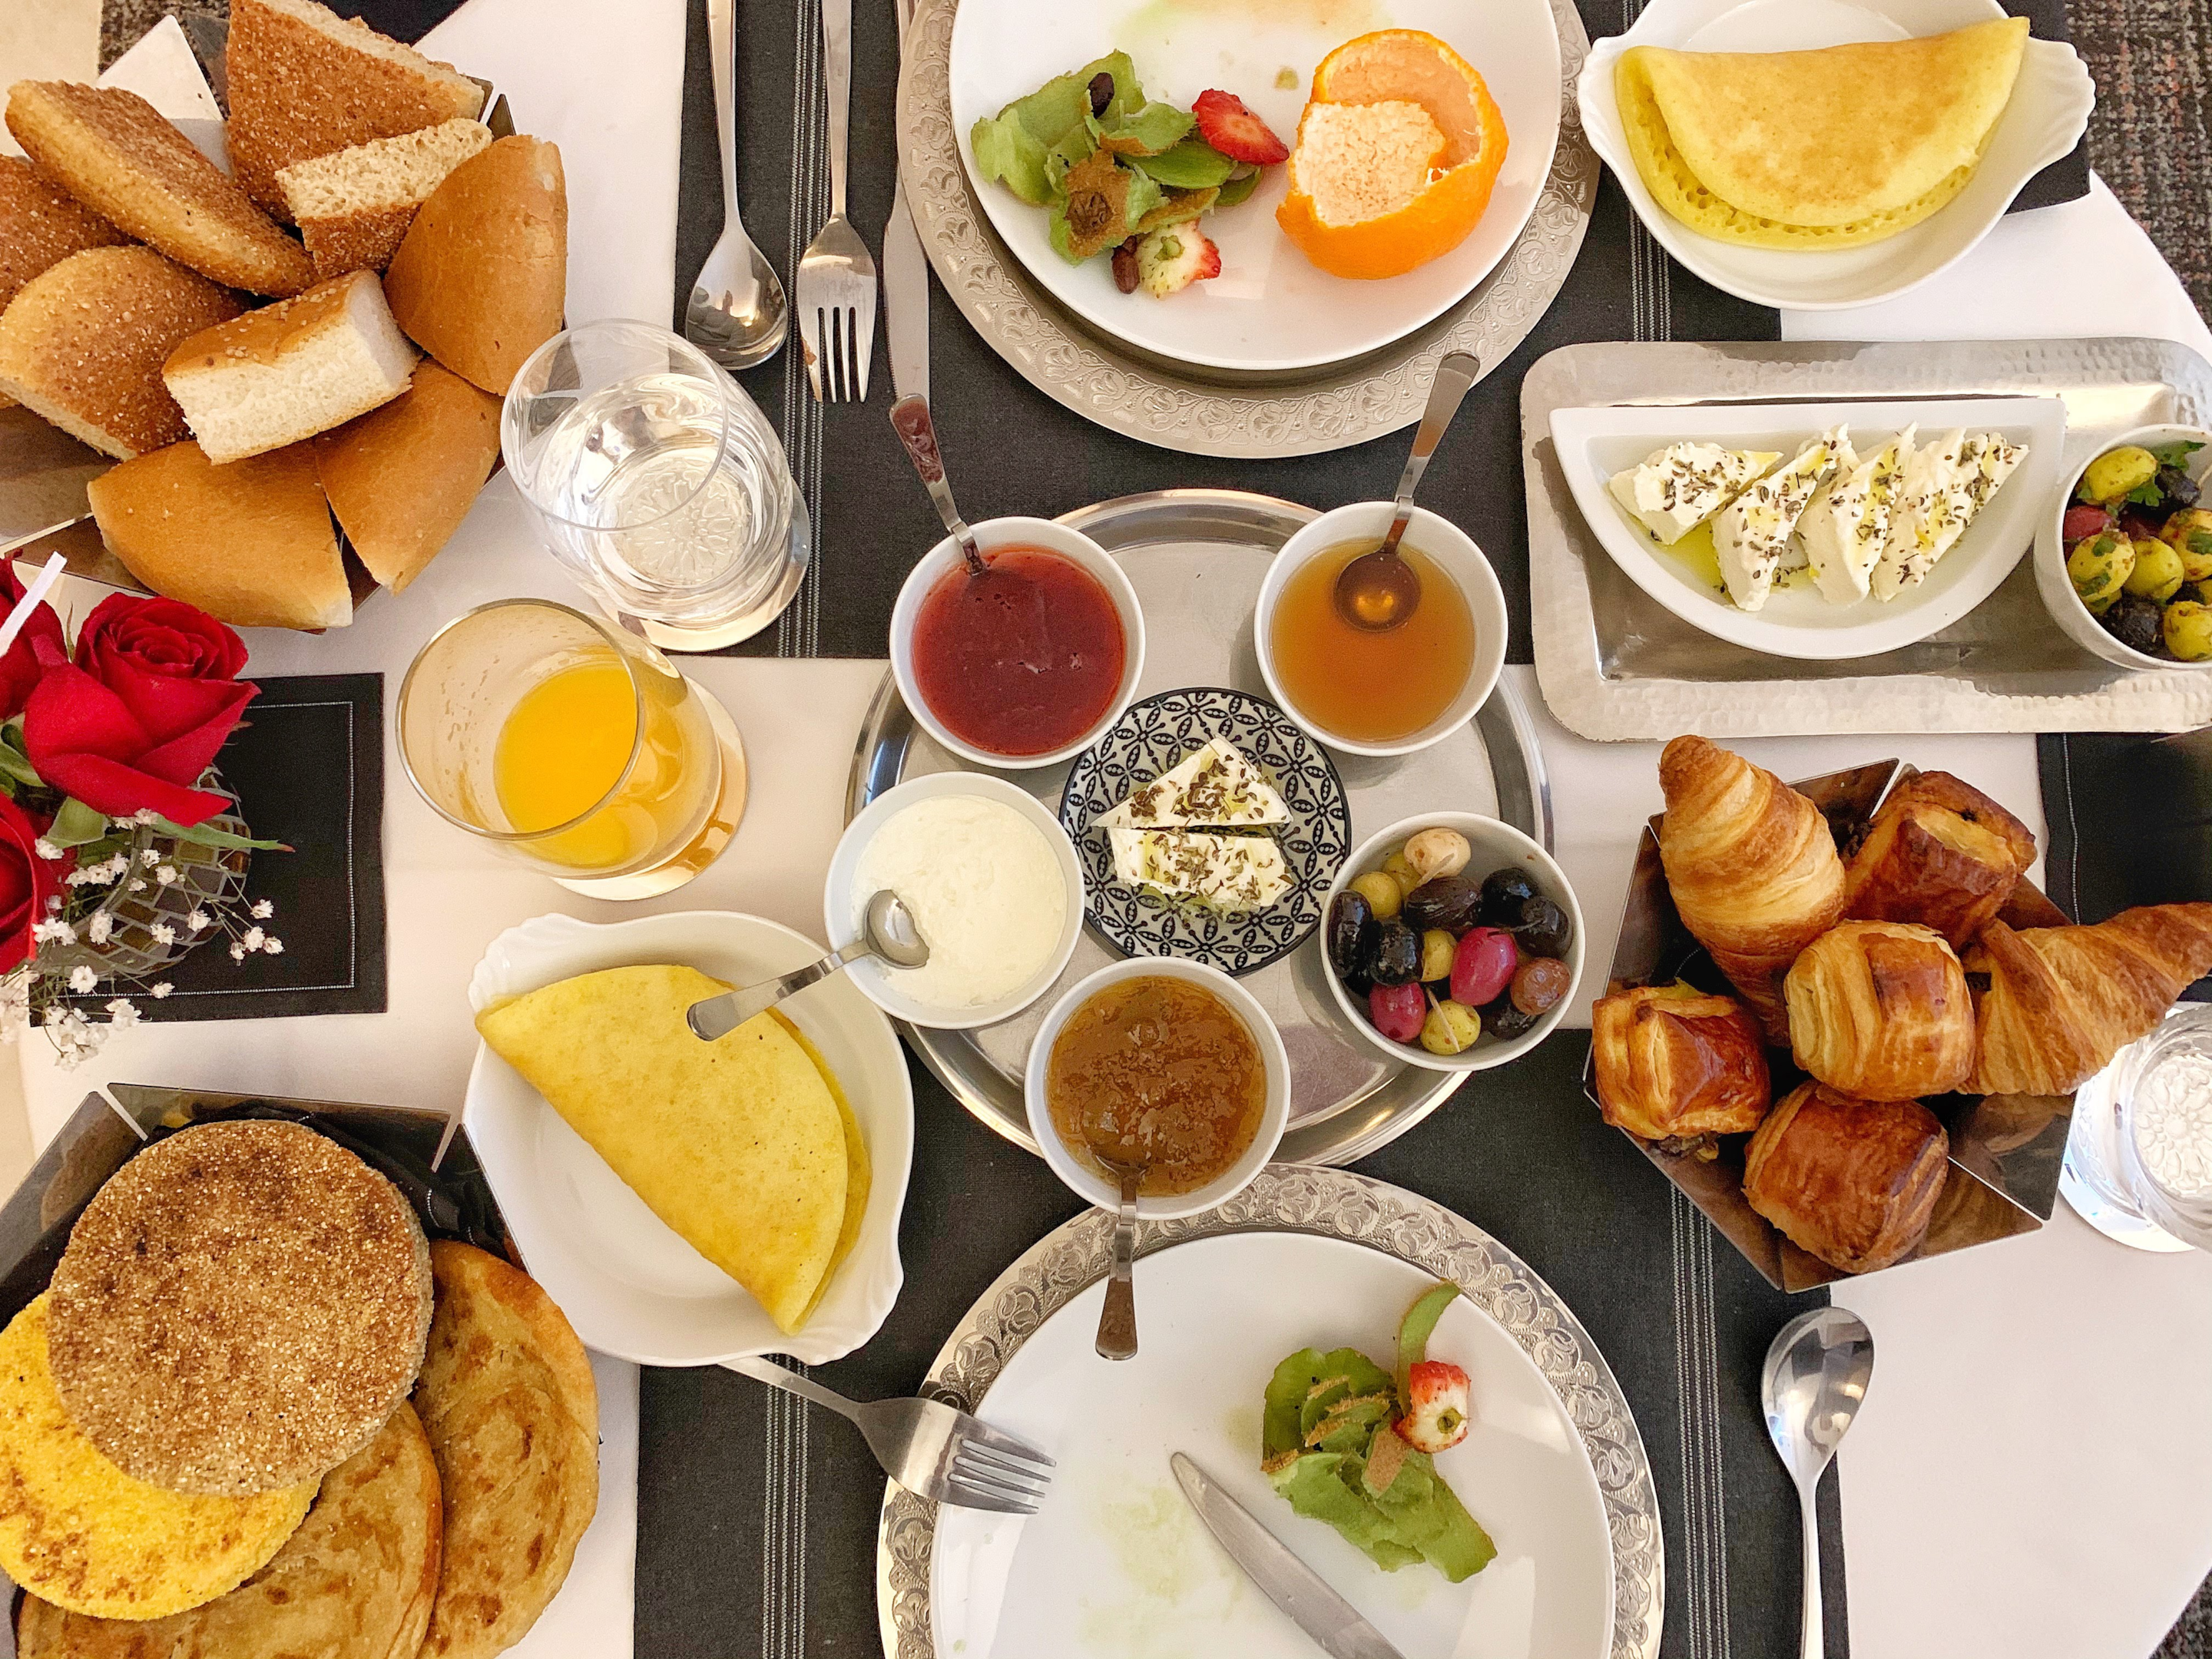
[873,1165,1664,1659]
[846,488,1554,1167]
[895,0,1596,456]
[1059,686,1351,977]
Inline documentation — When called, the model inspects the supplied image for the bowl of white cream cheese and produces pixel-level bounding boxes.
[825,773,1085,1029]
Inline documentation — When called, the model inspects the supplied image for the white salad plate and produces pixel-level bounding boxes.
[1550,393,2067,660]
[463,910,913,1366]
[1576,0,2094,311]
[946,0,1562,373]
[926,1228,1614,1659]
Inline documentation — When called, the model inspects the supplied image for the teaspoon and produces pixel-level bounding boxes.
[1086,1139,1146,1362]
[1333,350,1482,631]
[686,889,928,1040]
[890,393,989,578]
[1762,1307,1876,1659]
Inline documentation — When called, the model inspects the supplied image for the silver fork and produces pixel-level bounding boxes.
[684,0,788,369]
[795,0,876,401]
[724,1355,1054,1513]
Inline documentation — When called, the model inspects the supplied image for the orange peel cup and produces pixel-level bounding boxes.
[1277,30,1509,281]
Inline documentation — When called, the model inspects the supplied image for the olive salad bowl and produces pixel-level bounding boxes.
[2038,422,2212,672]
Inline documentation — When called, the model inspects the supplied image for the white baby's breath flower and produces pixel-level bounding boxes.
[262,938,283,956]
[31,919,73,945]
[156,866,177,886]
[138,848,161,868]
[250,900,273,920]
[150,982,172,999]
[241,927,265,952]
[32,839,59,861]
[127,879,145,892]
[230,942,247,962]
[85,911,112,945]
[104,998,138,1028]
[186,909,210,932]
[151,923,175,945]
[66,965,96,994]
[132,809,158,825]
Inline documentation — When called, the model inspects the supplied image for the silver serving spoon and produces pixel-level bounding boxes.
[686,889,927,1040]
[1333,349,1482,631]
[1762,1307,1876,1659]
[683,0,789,370]
[890,393,988,578]
[1088,1144,1145,1362]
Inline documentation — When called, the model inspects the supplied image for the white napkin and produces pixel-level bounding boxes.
[98,16,230,173]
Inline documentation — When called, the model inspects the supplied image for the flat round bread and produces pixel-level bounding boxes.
[416,1242,598,1659]
[0,1296,314,1621]
[47,1121,434,1495]
[17,1400,442,1657]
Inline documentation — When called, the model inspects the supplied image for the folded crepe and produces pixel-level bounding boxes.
[1616,17,2029,249]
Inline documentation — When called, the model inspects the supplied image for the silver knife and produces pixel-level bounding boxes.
[881,0,929,399]
[1170,1452,1409,1659]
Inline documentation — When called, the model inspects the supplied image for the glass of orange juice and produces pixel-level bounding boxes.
[397,599,747,897]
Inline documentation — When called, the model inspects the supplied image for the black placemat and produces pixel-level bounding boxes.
[71,673,388,1021]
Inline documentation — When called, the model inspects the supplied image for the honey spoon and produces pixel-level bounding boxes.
[890,394,989,578]
[1333,350,1482,631]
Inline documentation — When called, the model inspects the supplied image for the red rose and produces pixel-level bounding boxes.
[0,565,65,722]
[23,595,256,826]
[0,793,61,974]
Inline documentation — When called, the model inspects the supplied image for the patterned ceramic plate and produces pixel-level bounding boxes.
[1058,686,1350,977]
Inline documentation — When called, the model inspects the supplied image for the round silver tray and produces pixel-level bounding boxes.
[894,0,1597,457]
[844,487,1552,1166]
[873,1165,1664,1659]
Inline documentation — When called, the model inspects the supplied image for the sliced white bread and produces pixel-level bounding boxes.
[0,246,243,459]
[276,118,492,280]
[316,358,500,592]
[226,0,485,220]
[163,270,417,465]
[85,438,353,631]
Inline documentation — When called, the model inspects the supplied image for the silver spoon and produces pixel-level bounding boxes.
[1088,1144,1145,1362]
[1333,349,1482,631]
[683,0,789,370]
[890,393,988,578]
[686,889,927,1040]
[1762,1307,1876,1659]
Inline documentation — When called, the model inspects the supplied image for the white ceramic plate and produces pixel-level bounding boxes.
[1576,0,2094,311]
[463,910,913,1366]
[1550,393,2067,659]
[929,1230,1613,1659]
[947,0,1562,373]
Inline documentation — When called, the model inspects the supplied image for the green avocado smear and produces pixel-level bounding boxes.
[1259,1283,1496,1583]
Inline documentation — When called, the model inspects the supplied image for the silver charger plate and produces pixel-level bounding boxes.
[1524,336,2212,738]
[846,488,1552,1166]
[894,0,1596,457]
[873,1164,1664,1659]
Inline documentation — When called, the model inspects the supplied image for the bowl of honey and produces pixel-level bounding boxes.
[1257,504,1507,757]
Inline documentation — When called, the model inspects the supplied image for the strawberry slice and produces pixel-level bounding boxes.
[1192,90,1289,166]
[1395,1359,1472,1453]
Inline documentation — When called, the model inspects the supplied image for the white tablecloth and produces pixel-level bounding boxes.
[12,2,2212,1654]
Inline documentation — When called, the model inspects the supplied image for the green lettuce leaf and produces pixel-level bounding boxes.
[1128,137,1237,190]
[1098,98,1194,157]
[969,113,1054,205]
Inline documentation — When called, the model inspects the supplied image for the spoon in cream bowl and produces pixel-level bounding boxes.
[687,889,928,1040]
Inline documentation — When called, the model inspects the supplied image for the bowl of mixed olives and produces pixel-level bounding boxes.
[2039,423,2212,671]
[1317,813,1584,1073]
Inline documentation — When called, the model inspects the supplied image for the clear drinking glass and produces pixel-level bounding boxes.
[2061,1004,2212,1253]
[397,599,747,899]
[501,320,810,652]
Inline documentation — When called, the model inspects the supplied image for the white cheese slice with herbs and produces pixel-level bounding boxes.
[1873,429,2025,601]
[1095,738,1290,830]
[1108,827,1291,911]
[1607,442,1781,546]
[1797,425,1913,606]
[1710,428,1843,611]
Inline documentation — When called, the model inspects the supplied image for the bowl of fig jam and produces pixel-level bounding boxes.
[891,518,1145,770]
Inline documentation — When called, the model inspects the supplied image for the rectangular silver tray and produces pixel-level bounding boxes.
[1524,337,2212,739]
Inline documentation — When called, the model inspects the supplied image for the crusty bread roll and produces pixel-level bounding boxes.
[0,246,243,459]
[383,136,566,396]
[0,156,128,313]
[164,270,417,464]
[277,118,493,281]
[84,438,353,630]
[316,359,498,592]
[5,81,313,297]
[226,0,486,220]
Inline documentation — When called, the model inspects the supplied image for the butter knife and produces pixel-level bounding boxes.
[882,0,929,399]
[1170,1452,1409,1659]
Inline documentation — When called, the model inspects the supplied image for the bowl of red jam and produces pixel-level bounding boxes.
[891,517,1146,770]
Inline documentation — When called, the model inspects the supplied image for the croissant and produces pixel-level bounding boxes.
[1657,735,1846,1042]
[1964,903,2212,1094]
[1843,770,2036,949]
[1743,1081,1949,1275]
[1784,921,1976,1101]
[1592,983,1772,1147]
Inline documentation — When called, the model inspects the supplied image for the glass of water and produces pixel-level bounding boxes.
[501,320,810,652]
[2061,1003,2212,1253]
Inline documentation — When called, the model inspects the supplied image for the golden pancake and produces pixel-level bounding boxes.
[46,1121,434,1495]
[415,1243,598,1659]
[773,1009,871,1325]
[16,1401,442,1657]
[0,1296,314,1622]
[1618,18,2028,248]
[475,965,849,1332]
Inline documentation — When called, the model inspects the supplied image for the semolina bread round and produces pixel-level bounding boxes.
[0,156,129,314]
[16,1400,442,1657]
[0,1295,316,1622]
[314,357,499,593]
[0,247,243,459]
[46,1121,433,1495]
[383,135,566,396]
[414,1242,598,1659]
